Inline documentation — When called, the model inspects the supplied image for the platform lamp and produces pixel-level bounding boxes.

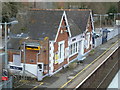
[0,20,18,71]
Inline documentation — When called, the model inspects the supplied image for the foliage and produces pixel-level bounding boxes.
[2,2,21,23]
[107,5,117,19]
[79,4,88,9]
[20,27,27,32]
[89,49,95,56]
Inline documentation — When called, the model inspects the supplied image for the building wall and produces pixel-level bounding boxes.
[38,40,49,75]
[53,15,69,71]
[95,36,102,47]
[8,50,20,62]
[84,17,93,53]
[24,50,38,64]
[8,40,49,75]
[68,34,83,62]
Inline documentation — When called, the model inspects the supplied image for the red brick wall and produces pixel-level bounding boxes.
[8,50,20,62]
[84,18,93,53]
[53,17,69,71]
[38,40,49,64]
[69,54,78,61]
[24,50,38,64]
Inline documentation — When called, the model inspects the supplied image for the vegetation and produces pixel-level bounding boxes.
[20,27,27,32]
[107,5,117,19]
[89,49,95,56]
[2,2,22,23]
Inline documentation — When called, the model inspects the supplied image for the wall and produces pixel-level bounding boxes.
[9,62,37,77]
[53,15,69,72]
[95,36,102,47]
[84,16,93,53]
[68,34,84,61]
[107,27,119,41]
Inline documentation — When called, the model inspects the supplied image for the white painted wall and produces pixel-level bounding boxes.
[49,41,54,76]
[79,40,84,56]
[95,36,102,47]
[107,27,119,41]
[9,62,37,77]
[68,34,83,46]
[116,20,120,25]
[68,34,86,61]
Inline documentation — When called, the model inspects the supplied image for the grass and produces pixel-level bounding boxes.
[89,49,95,56]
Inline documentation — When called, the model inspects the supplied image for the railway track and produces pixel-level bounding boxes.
[63,40,120,89]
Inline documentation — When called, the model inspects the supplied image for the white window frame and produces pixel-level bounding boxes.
[58,40,65,64]
[69,42,79,57]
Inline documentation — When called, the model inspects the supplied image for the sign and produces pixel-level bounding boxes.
[26,46,40,50]
[10,66,22,71]
[2,76,8,81]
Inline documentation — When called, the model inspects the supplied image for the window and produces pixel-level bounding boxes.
[69,42,78,56]
[76,43,77,52]
[58,41,64,64]
[70,45,72,55]
[59,43,62,59]
[73,43,75,54]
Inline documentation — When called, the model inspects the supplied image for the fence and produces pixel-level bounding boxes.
[107,27,119,41]
[94,36,102,47]
[0,76,13,90]
[94,26,120,48]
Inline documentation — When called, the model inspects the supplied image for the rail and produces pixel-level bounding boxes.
[60,39,119,89]
[75,41,119,89]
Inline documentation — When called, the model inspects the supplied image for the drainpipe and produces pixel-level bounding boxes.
[37,49,40,63]
[37,46,40,65]
[36,46,40,80]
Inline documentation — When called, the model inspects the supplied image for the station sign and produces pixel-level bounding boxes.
[10,66,22,71]
[26,46,40,51]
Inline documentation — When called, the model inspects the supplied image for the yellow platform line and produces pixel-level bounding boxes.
[31,82,44,90]
[60,39,119,89]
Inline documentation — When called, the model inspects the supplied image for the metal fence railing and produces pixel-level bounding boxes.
[0,76,13,90]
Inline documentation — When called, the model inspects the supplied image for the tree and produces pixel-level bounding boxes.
[107,5,117,19]
[2,2,20,23]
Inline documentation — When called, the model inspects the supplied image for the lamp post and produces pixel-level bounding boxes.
[94,14,108,28]
[23,42,26,80]
[0,20,18,70]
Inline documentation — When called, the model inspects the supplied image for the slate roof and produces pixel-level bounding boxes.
[7,38,21,50]
[27,9,91,40]
[66,10,90,36]
[7,9,91,50]
[28,10,63,40]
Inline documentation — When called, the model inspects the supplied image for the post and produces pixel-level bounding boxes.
[23,42,26,80]
[114,14,116,26]
[5,22,8,69]
[100,15,102,28]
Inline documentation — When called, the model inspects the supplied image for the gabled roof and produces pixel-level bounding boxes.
[27,9,91,40]
[66,10,90,36]
[28,10,63,40]
[66,11,90,36]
